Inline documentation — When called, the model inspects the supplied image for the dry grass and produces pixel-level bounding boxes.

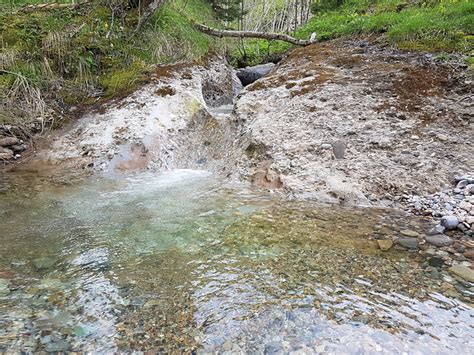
[0,48,19,71]
[151,32,195,63]
[1,71,47,129]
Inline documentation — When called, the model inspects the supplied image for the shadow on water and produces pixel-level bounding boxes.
[0,170,472,352]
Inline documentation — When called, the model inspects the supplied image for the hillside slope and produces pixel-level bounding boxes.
[0,0,218,130]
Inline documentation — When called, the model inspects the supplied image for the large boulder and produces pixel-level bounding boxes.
[236,63,275,86]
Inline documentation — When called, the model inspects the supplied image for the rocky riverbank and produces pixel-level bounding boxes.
[231,38,473,284]
[3,38,473,285]
[0,127,28,162]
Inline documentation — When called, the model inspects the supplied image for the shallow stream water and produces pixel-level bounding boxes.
[0,169,473,353]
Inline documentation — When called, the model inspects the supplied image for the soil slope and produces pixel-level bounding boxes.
[236,39,473,206]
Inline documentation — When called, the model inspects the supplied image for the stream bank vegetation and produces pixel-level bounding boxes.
[0,0,219,131]
[233,0,473,65]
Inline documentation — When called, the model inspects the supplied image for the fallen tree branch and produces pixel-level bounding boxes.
[193,22,316,46]
[21,1,89,13]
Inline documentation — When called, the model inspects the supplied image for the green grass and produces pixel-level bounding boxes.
[0,0,219,125]
[300,0,473,52]
[232,0,473,66]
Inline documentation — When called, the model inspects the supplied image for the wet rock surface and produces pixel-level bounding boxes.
[30,58,242,175]
[236,63,275,86]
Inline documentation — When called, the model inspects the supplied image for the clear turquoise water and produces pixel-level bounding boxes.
[0,170,472,352]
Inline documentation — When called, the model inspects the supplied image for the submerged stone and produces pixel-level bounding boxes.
[44,340,70,352]
[428,257,445,268]
[449,265,474,282]
[425,234,453,247]
[377,240,393,251]
[33,257,56,272]
[0,279,10,295]
[74,324,96,337]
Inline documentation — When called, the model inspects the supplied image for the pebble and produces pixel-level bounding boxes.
[332,140,347,159]
[463,250,474,259]
[456,180,469,189]
[448,265,474,282]
[400,230,419,238]
[395,238,418,250]
[425,234,453,247]
[426,225,445,235]
[459,201,472,212]
[440,216,459,231]
[377,240,393,251]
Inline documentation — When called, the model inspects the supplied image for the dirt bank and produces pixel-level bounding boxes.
[235,38,472,207]
[2,37,474,277]
[13,58,242,175]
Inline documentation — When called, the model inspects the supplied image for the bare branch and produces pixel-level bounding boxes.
[20,1,89,13]
[193,22,316,46]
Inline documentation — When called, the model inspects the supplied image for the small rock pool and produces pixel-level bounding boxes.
[0,170,472,353]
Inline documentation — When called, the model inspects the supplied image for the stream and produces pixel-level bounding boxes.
[0,169,473,353]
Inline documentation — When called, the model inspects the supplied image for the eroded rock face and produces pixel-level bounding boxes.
[233,39,472,205]
[25,39,472,210]
[35,58,242,174]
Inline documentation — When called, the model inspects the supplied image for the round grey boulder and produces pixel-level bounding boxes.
[236,63,275,86]
[440,215,459,231]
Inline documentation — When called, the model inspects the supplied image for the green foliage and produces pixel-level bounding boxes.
[232,0,473,66]
[311,0,347,13]
[100,59,146,96]
[299,0,473,52]
[207,0,245,22]
[0,0,219,127]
